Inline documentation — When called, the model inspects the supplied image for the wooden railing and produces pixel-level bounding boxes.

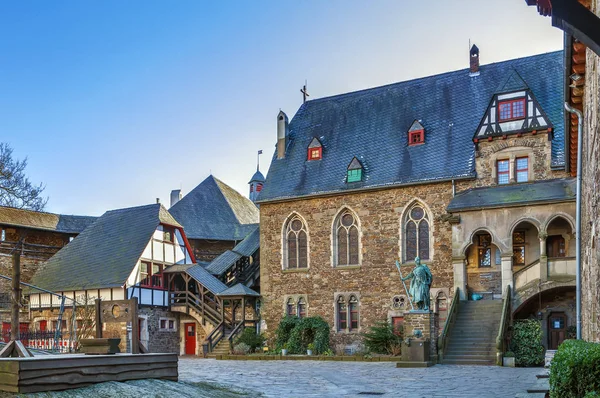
[227,319,258,351]
[206,322,225,353]
[495,285,512,366]
[437,287,460,363]
[169,291,230,327]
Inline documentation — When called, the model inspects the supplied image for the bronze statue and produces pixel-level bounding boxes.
[401,257,433,311]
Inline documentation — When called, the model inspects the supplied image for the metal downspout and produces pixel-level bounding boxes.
[564,102,583,340]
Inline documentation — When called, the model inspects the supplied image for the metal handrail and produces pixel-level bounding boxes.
[437,287,460,362]
[495,285,512,366]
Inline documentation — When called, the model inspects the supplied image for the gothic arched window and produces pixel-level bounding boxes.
[334,210,360,266]
[284,215,308,269]
[404,203,431,262]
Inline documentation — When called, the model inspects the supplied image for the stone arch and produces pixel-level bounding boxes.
[398,198,435,263]
[512,282,576,317]
[508,217,542,240]
[460,227,505,256]
[330,206,362,267]
[281,212,310,270]
[542,213,576,236]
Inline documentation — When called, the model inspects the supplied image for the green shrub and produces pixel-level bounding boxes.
[274,316,300,350]
[510,319,544,367]
[584,392,600,398]
[235,327,265,352]
[550,339,600,398]
[361,321,403,355]
[232,342,251,355]
[286,316,330,354]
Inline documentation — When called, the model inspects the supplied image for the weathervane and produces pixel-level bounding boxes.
[300,80,310,103]
[257,149,263,171]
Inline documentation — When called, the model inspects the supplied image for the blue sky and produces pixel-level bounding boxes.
[0,1,562,215]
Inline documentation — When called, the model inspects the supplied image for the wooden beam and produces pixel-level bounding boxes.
[131,297,139,354]
[95,299,102,338]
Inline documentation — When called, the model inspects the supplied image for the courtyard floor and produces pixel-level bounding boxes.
[179,357,541,398]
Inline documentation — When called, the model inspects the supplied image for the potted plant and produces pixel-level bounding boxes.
[503,351,516,367]
[281,343,288,356]
[307,343,315,356]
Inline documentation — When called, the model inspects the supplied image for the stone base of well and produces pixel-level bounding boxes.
[399,310,438,365]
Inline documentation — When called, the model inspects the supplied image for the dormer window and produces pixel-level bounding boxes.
[307,137,322,161]
[407,120,425,146]
[498,98,525,121]
[347,157,363,183]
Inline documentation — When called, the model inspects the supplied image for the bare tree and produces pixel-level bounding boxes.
[0,143,47,211]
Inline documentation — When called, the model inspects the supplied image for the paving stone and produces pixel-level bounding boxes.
[178,358,541,397]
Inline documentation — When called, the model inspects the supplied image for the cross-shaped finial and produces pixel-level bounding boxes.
[300,82,310,103]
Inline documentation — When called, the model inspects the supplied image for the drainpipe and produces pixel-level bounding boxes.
[564,102,583,340]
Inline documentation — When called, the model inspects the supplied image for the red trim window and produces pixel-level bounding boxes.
[409,130,424,146]
[497,159,510,185]
[516,157,529,182]
[140,262,151,287]
[498,98,526,121]
[308,147,322,161]
[256,183,263,192]
[151,264,164,289]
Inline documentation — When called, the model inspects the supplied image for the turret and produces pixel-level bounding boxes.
[277,110,289,159]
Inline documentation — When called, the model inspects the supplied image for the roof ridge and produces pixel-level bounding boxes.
[300,50,563,106]
[0,204,93,218]
[454,177,575,196]
[213,177,258,225]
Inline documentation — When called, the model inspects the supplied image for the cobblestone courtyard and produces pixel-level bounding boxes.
[178,358,541,397]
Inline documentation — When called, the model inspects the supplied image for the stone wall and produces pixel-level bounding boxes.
[188,238,235,263]
[402,311,438,361]
[581,1,600,343]
[259,180,457,347]
[139,306,180,353]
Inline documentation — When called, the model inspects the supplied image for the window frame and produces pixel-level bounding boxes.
[408,129,425,146]
[284,216,309,270]
[512,230,526,266]
[336,293,360,333]
[307,146,322,161]
[497,159,510,185]
[547,235,566,258]
[158,317,177,331]
[140,261,152,287]
[163,226,175,244]
[515,156,529,183]
[347,168,362,183]
[334,210,360,267]
[403,203,431,263]
[498,98,526,122]
[477,233,492,268]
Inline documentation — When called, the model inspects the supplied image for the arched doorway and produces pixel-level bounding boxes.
[465,231,502,300]
[513,286,576,350]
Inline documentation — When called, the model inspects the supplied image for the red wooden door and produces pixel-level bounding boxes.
[184,323,196,355]
[39,320,47,332]
[1,322,9,343]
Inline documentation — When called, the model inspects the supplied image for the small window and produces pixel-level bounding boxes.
[286,298,296,316]
[478,234,492,268]
[140,262,151,287]
[497,159,510,185]
[498,98,526,121]
[513,231,526,266]
[163,227,174,243]
[516,157,528,182]
[347,169,362,183]
[297,297,306,318]
[151,264,163,288]
[349,295,359,331]
[409,130,424,146]
[308,147,322,161]
[159,318,177,331]
[336,294,359,332]
[337,296,347,331]
[256,184,263,192]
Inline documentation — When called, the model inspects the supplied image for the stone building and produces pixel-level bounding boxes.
[0,206,95,329]
[258,48,577,359]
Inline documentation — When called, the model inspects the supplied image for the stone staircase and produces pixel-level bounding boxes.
[443,300,503,365]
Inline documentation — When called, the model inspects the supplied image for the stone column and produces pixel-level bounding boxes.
[539,233,548,282]
[452,256,467,300]
[501,254,513,296]
[509,154,516,183]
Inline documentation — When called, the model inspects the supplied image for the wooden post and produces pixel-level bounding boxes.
[241,297,246,330]
[11,252,20,342]
[95,299,102,338]
[131,297,139,354]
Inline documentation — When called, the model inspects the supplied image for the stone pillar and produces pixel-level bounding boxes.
[509,154,516,183]
[539,233,548,282]
[452,256,467,300]
[501,254,513,296]
[403,311,438,363]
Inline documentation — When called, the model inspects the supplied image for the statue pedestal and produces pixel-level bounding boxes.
[396,311,438,368]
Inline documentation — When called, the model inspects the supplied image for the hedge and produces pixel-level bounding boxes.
[550,339,600,398]
[510,319,544,367]
[275,316,330,354]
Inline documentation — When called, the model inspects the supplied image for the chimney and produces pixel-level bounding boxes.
[156,198,160,204]
[170,189,182,208]
[277,110,289,159]
[469,44,480,76]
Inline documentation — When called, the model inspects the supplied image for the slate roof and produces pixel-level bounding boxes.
[231,226,260,257]
[0,205,96,234]
[185,265,228,294]
[447,178,575,212]
[204,226,260,276]
[169,175,259,241]
[259,51,565,202]
[249,170,265,183]
[218,283,260,297]
[30,203,180,292]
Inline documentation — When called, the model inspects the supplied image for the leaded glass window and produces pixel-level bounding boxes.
[337,296,347,331]
[478,233,492,267]
[404,204,430,262]
[513,231,526,266]
[297,297,306,318]
[285,216,308,269]
[335,211,360,266]
[349,295,359,331]
[286,298,296,316]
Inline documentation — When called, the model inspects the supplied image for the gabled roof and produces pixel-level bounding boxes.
[218,283,260,297]
[408,120,425,132]
[447,178,575,212]
[0,206,96,234]
[169,175,259,241]
[496,69,529,93]
[30,204,179,292]
[204,226,260,276]
[258,51,565,202]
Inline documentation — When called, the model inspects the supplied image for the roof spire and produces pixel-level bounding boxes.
[300,80,310,103]
[257,149,263,172]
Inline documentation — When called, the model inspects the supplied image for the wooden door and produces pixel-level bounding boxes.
[548,313,567,350]
[184,323,196,355]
